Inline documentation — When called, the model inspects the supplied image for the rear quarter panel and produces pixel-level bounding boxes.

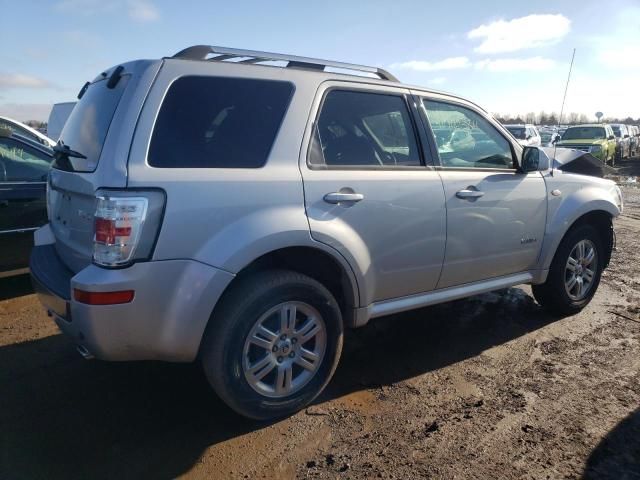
[126,60,361,307]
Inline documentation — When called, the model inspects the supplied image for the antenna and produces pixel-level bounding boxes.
[552,48,576,175]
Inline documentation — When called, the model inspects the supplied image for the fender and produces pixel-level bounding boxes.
[536,184,621,273]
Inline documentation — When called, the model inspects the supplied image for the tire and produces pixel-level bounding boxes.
[532,224,604,316]
[201,270,343,420]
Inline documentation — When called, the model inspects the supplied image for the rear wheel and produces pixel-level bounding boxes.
[201,270,343,420]
[532,224,604,316]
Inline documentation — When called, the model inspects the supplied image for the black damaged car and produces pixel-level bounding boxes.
[0,126,53,276]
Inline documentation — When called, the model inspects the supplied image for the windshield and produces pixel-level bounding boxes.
[54,75,129,172]
[611,126,621,137]
[506,126,526,139]
[562,127,605,140]
[540,133,553,143]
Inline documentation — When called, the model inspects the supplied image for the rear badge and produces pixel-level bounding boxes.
[77,209,93,221]
[521,237,538,245]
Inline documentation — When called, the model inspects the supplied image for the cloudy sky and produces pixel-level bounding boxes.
[1,0,639,122]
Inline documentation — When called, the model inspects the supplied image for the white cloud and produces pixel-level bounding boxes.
[475,57,556,72]
[599,45,640,70]
[127,0,159,22]
[468,14,571,54]
[0,73,50,89]
[390,57,471,72]
[592,7,640,72]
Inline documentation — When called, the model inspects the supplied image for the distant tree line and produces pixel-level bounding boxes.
[494,111,640,126]
[24,120,47,129]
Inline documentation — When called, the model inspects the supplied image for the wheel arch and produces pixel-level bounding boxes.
[538,208,615,275]
[207,245,361,332]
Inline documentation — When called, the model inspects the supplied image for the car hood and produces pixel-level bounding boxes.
[539,147,615,178]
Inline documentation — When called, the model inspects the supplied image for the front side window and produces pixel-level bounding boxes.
[309,90,422,167]
[423,100,514,169]
[0,138,52,182]
[149,77,293,168]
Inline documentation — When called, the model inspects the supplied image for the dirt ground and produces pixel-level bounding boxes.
[1,160,639,480]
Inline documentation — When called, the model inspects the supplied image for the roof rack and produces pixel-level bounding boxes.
[172,45,399,82]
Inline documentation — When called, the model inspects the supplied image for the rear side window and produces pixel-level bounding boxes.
[309,90,422,168]
[149,77,293,168]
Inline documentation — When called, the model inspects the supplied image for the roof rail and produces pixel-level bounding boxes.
[172,45,399,82]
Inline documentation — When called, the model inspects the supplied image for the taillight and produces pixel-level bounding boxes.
[93,195,148,267]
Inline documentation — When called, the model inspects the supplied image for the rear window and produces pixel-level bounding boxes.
[148,77,294,168]
[506,126,526,139]
[55,75,130,172]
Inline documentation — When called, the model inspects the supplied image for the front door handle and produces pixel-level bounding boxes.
[456,189,485,199]
[323,192,364,204]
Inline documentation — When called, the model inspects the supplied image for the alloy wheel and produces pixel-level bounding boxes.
[242,301,327,398]
[564,239,598,301]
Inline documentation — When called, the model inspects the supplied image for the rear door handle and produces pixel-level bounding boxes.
[456,189,485,199]
[323,192,364,204]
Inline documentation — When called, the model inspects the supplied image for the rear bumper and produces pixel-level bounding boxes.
[30,242,235,362]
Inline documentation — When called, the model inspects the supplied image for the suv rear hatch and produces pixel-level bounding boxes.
[48,60,161,273]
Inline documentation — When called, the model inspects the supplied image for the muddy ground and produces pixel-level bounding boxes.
[1,160,639,480]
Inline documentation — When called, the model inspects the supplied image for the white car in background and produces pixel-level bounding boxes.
[0,116,55,148]
[505,124,542,147]
[46,102,76,142]
[539,129,561,147]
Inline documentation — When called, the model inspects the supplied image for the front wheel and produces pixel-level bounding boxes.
[532,224,604,316]
[201,270,343,420]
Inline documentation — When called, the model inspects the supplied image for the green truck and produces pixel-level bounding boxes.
[556,124,617,165]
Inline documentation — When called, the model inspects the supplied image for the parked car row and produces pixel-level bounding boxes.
[555,124,618,164]
[610,124,639,159]
[503,121,640,165]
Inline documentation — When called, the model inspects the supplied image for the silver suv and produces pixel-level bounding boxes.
[31,45,623,420]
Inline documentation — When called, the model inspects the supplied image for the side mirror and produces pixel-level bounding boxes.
[608,135,615,140]
[521,146,540,172]
[526,135,532,140]
[552,136,559,144]
[624,134,630,138]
